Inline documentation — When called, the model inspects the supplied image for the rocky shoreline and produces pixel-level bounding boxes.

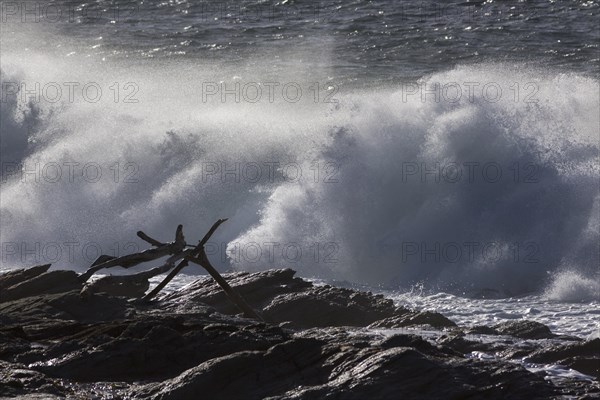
[0,266,598,399]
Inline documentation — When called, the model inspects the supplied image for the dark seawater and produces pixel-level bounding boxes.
[24,0,600,75]
[0,0,599,298]
[3,0,598,83]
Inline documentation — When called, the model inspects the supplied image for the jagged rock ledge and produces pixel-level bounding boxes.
[0,267,598,399]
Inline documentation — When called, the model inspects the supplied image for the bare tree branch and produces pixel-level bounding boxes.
[137,231,164,247]
[142,219,262,321]
[142,259,189,301]
[78,221,262,321]
[78,225,186,282]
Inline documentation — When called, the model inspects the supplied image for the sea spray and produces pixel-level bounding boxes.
[1,56,598,295]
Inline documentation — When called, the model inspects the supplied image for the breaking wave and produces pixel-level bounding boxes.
[544,270,600,302]
[1,40,598,294]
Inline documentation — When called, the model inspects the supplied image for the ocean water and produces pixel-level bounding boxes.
[0,0,598,334]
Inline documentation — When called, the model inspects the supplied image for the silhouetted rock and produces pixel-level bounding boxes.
[368,311,457,329]
[494,320,555,339]
[161,269,313,314]
[465,325,499,335]
[0,360,70,399]
[0,264,51,291]
[0,290,134,325]
[134,338,328,400]
[0,270,81,303]
[82,274,150,297]
[262,286,399,328]
[31,316,290,382]
[0,267,597,399]
[133,330,558,400]
[527,338,600,379]
[436,334,493,354]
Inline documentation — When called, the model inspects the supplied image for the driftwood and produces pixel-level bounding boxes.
[78,220,263,321]
[140,219,229,301]
[142,219,262,321]
[78,225,187,282]
[81,263,177,297]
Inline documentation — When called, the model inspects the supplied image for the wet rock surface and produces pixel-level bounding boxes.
[526,338,600,380]
[494,320,556,340]
[0,267,597,399]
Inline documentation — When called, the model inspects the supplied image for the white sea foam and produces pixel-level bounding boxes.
[544,270,600,302]
[1,30,598,296]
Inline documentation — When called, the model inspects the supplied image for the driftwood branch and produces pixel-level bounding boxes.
[142,259,189,301]
[137,231,164,247]
[142,219,263,321]
[143,219,227,301]
[199,218,228,246]
[186,254,262,320]
[82,220,262,321]
[188,219,262,320]
[78,225,186,282]
[81,262,177,297]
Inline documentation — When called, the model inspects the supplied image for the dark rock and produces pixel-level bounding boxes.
[161,269,312,315]
[0,264,51,291]
[0,290,135,325]
[82,274,150,297]
[566,357,600,380]
[164,269,404,328]
[494,320,555,339]
[0,360,69,398]
[496,345,539,361]
[134,338,328,400]
[436,334,493,354]
[379,333,460,358]
[527,338,600,379]
[0,267,594,399]
[465,325,499,335]
[368,310,457,329]
[262,286,398,328]
[31,315,290,382]
[0,270,82,303]
[0,329,31,359]
[378,334,433,350]
[137,340,558,400]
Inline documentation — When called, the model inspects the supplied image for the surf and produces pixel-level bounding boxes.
[1,46,598,295]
